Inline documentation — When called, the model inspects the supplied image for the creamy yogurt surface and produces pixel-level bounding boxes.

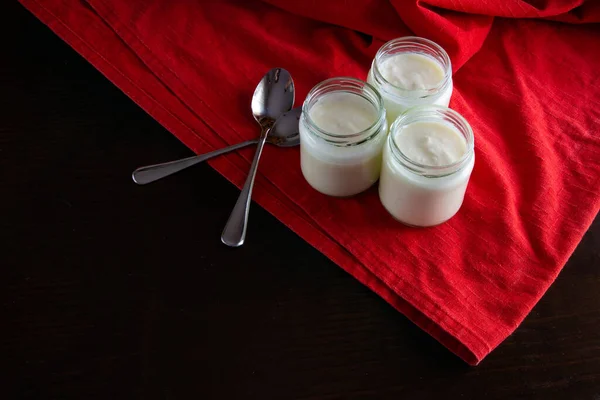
[308,92,377,135]
[379,53,446,90]
[394,121,467,166]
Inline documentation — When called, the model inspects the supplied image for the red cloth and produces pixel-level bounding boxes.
[20,0,600,364]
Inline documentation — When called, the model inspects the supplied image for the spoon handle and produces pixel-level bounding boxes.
[132,139,257,185]
[221,126,270,247]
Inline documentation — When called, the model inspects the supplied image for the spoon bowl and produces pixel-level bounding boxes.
[251,68,295,125]
[268,107,301,147]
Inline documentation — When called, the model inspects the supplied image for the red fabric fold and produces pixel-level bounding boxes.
[19,0,600,364]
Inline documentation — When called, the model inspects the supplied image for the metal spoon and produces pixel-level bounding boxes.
[221,68,295,247]
[131,107,300,185]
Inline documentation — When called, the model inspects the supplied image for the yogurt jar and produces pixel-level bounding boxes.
[379,105,474,227]
[300,77,388,197]
[367,37,453,126]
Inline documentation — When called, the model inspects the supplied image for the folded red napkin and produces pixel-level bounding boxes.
[21,0,600,364]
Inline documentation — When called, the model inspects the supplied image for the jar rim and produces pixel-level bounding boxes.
[373,36,452,99]
[302,77,386,141]
[388,105,474,176]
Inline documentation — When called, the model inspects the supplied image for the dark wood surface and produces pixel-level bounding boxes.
[3,3,600,399]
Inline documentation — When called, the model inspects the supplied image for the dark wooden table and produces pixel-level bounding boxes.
[3,3,600,399]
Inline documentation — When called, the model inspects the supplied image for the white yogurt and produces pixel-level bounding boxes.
[378,106,474,227]
[300,78,388,197]
[395,121,467,166]
[367,37,453,125]
[378,53,446,91]
[308,92,376,135]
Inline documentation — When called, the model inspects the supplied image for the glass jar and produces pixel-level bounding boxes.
[300,77,388,197]
[367,36,453,126]
[379,105,475,227]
